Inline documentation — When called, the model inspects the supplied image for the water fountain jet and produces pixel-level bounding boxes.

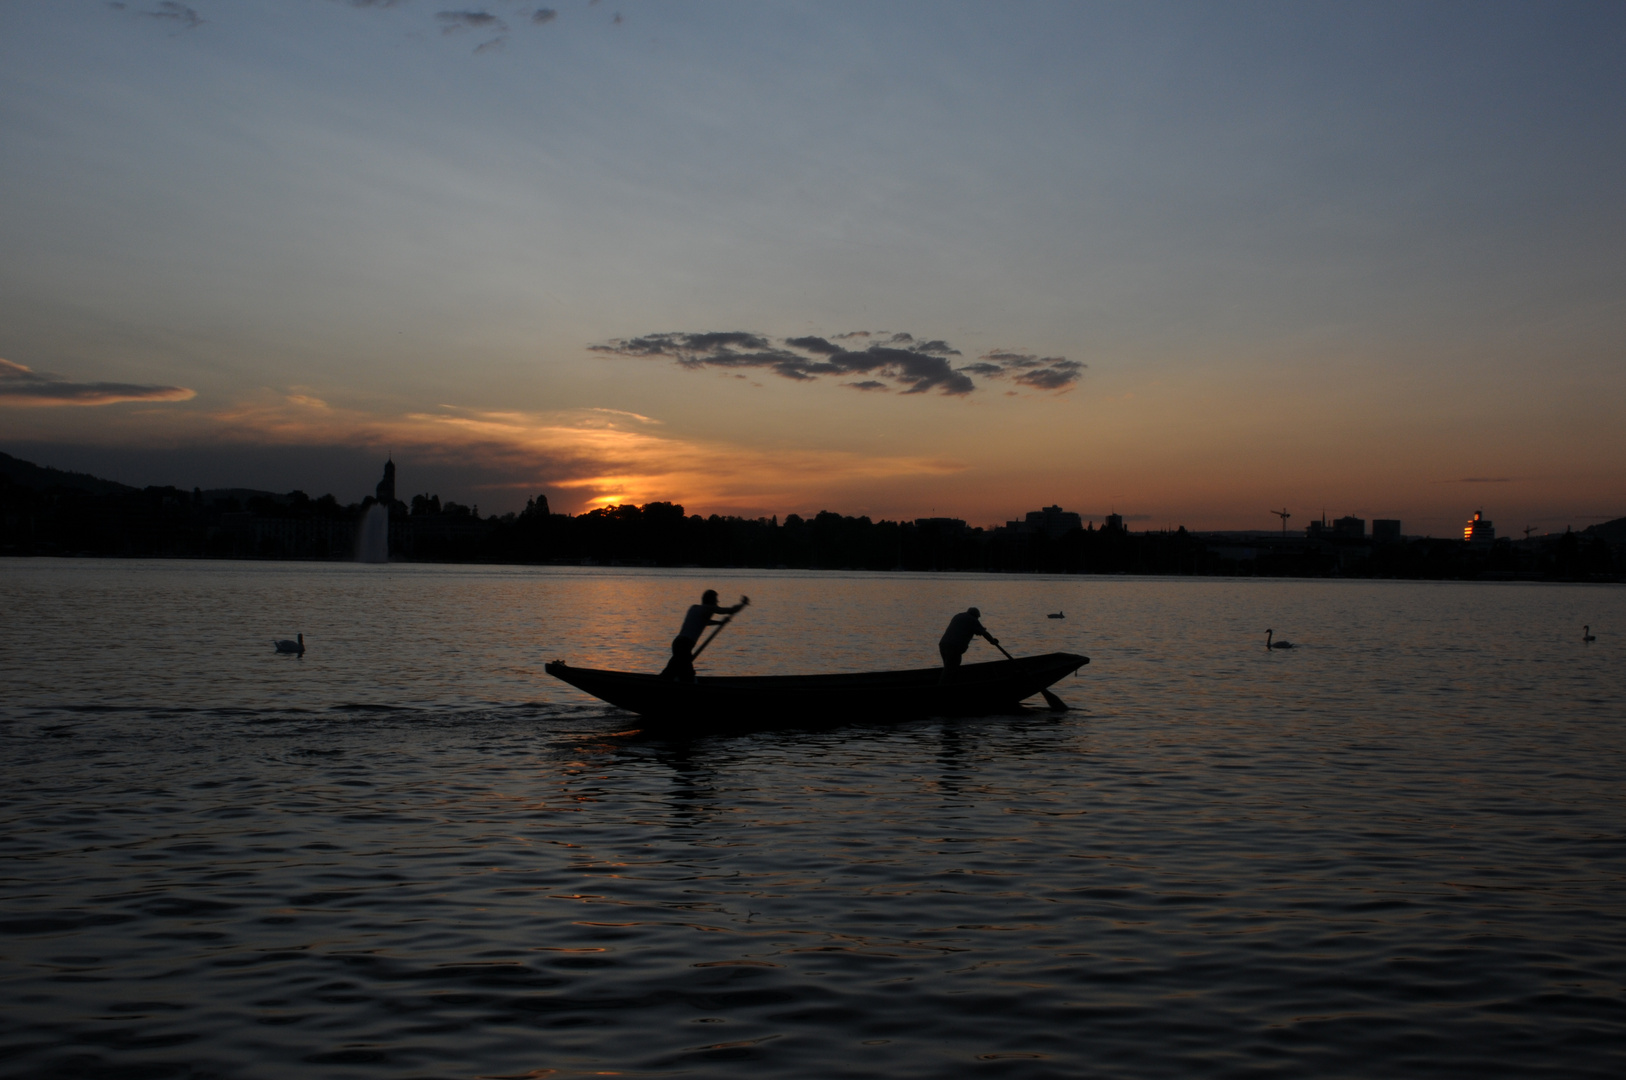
[357,502,389,563]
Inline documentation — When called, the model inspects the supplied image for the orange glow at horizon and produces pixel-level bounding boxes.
[202,395,968,516]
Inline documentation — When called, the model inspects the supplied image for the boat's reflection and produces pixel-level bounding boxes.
[585,707,1081,829]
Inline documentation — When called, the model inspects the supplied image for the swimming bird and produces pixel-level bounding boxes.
[273,633,305,655]
[1583,625,1596,642]
[1048,611,1065,619]
[1265,629,1294,650]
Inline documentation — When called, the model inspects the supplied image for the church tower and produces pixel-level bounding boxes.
[375,456,396,505]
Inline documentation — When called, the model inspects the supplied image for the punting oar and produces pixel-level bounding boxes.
[990,638,1070,712]
[689,596,750,664]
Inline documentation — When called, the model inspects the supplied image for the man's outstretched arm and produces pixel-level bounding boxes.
[711,596,751,621]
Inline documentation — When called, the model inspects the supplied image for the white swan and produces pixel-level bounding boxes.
[273,633,305,655]
[1266,628,1294,650]
[1583,625,1596,642]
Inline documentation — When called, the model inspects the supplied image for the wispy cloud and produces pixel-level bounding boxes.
[199,395,963,513]
[436,10,507,34]
[141,2,203,29]
[0,358,196,408]
[590,331,1084,397]
[123,1,565,54]
[582,407,660,425]
[968,350,1085,391]
[434,8,531,52]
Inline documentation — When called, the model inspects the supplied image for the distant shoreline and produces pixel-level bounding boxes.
[5,451,1622,582]
[3,551,1621,586]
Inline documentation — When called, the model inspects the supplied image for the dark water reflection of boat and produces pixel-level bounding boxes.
[545,651,1088,727]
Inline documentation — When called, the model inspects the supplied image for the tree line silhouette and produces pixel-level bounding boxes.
[2,452,1619,580]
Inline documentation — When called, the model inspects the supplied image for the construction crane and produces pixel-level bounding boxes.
[1270,508,1291,538]
[1523,524,1539,541]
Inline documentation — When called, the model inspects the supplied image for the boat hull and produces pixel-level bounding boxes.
[543,652,1088,728]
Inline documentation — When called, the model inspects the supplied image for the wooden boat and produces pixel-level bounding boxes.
[543,651,1088,727]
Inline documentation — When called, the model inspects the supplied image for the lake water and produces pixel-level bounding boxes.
[2,559,1623,1079]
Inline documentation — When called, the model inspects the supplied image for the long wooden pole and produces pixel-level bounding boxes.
[689,613,735,662]
[990,635,1069,712]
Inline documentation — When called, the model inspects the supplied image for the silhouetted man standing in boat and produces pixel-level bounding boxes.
[940,606,998,679]
[661,589,749,682]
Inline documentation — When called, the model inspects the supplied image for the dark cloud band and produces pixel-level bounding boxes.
[590,332,1083,396]
[0,359,196,407]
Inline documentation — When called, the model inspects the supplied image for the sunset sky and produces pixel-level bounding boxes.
[2,1,1623,536]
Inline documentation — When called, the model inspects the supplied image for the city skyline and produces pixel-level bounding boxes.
[3,1,1624,536]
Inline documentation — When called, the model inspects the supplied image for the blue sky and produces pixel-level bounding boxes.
[2,1,1622,534]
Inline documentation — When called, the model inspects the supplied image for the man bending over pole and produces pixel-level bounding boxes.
[939,606,998,679]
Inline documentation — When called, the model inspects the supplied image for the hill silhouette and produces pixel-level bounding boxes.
[1583,517,1626,544]
[1,451,137,496]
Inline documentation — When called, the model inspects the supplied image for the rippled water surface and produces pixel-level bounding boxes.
[3,559,1624,1078]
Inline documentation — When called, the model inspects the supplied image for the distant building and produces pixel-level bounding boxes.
[1464,510,1495,547]
[1372,519,1402,544]
[1004,504,1084,539]
[1332,515,1365,540]
[1103,513,1124,533]
[1306,514,1366,543]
